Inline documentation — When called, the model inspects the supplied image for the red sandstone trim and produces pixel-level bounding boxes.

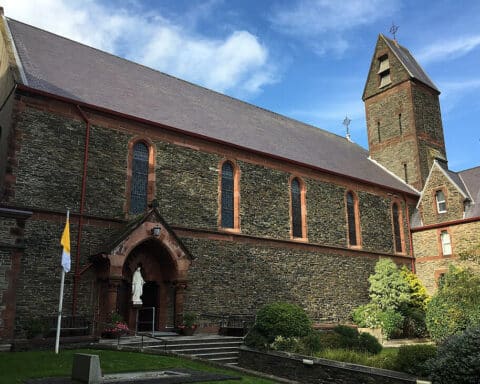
[15,84,418,199]
[411,216,480,232]
[416,255,457,263]
[125,137,156,215]
[289,175,308,241]
[344,190,362,248]
[217,159,241,232]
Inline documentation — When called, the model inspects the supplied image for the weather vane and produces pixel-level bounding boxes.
[390,22,399,41]
[343,116,351,141]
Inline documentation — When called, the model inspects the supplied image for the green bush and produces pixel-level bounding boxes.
[368,259,410,311]
[244,327,269,350]
[317,331,347,349]
[297,332,323,355]
[401,306,428,338]
[333,325,359,339]
[379,309,404,339]
[358,332,382,354]
[351,303,382,328]
[255,302,312,342]
[427,327,480,383]
[395,344,436,378]
[270,335,300,352]
[426,266,480,342]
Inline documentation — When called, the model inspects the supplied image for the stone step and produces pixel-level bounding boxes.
[208,356,240,364]
[0,344,11,352]
[168,346,240,355]
[163,341,242,350]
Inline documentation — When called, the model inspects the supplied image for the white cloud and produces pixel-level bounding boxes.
[417,36,480,64]
[3,0,277,95]
[269,0,400,56]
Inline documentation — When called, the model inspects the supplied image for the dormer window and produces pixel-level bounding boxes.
[435,190,447,213]
[378,55,391,88]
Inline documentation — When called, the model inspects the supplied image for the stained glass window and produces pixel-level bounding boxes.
[291,178,303,238]
[392,203,403,252]
[221,162,234,228]
[347,192,357,246]
[130,142,149,214]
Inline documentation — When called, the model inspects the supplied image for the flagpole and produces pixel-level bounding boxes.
[55,210,70,354]
[55,267,65,354]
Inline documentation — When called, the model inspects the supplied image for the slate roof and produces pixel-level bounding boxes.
[459,166,480,218]
[381,34,439,92]
[6,18,418,195]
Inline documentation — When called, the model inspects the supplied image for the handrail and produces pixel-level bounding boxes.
[94,320,168,351]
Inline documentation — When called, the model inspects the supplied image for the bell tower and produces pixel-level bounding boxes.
[362,34,447,191]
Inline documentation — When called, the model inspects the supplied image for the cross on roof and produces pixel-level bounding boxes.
[343,116,351,141]
[390,22,399,40]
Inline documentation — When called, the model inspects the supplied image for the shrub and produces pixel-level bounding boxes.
[298,332,323,355]
[426,266,480,342]
[255,302,312,342]
[358,332,382,354]
[351,303,381,328]
[379,309,404,339]
[400,266,430,310]
[244,327,269,350]
[317,331,347,349]
[427,327,480,383]
[25,318,47,339]
[395,344,436,377]
[368,259,410,311]
[333,325,359,339]
[270,335,300,352]
[401,306,428,338]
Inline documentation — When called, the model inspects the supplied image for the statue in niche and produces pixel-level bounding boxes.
[132,264,145,305]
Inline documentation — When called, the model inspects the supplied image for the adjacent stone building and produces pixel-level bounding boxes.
[0,12,477,342]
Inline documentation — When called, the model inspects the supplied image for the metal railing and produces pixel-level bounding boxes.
[95,319,168,351]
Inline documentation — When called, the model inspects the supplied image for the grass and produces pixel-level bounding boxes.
[314,347,400,371]
[0,349,276,384]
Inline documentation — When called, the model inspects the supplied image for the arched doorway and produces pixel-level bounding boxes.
[91,208,192,334]
[122,239,177,332]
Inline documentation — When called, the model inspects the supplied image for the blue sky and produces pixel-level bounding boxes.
[6,0,480,171]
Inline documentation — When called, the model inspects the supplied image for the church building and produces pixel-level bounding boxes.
[0,10,478,342]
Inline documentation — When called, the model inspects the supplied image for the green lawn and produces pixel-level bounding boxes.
[0,349,276,384]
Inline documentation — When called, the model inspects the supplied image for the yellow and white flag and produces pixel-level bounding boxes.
[60,213,70,273]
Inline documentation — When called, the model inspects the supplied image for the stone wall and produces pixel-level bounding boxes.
[238,348,418,384]
[413,219,480,293]
[419,164,465,226]
[13,218,117,336]
[0,209,31,339]
[4,99,417,336]
[182,237,380,321]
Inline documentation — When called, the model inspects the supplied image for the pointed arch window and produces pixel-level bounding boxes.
[220,160,239,230]
[392,202,404,253]
[290,177,306,239]
[346,191,360,246]
[130,141,149,214]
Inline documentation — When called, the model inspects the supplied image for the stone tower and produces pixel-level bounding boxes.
[362,34,447,191]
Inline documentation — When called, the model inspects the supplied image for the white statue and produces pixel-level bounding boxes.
[132,266,145,305]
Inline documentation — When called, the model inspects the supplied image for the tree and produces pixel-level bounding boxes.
[368,258,410,310]
[400,266,430,310]
[426,265,480,342]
